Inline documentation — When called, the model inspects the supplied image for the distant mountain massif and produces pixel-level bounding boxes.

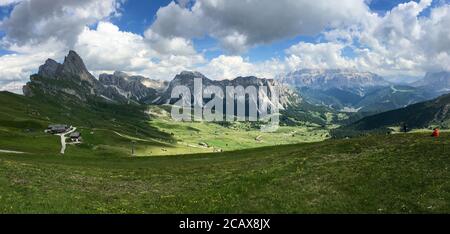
[281,69,449,114]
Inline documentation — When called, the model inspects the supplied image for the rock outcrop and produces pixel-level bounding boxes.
[23,51,161,104]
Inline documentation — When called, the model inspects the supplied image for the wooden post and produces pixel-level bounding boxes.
[131,140,136,156]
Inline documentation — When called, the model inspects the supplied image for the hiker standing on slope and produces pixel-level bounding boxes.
[403,123,408,133]
[432,128,440,138]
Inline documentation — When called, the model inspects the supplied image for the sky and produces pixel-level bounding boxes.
[0,0,449,93]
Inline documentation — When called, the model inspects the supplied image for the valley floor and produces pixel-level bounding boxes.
[145,118,329,156]
[0,133,449,213]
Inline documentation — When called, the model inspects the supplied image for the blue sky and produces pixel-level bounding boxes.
[0,1,418,57]
[99,0,324,62]
[85,0,419,63]
[0,0,442,59]
[0,0,449,92]
[105,0,423,62]
[110,0,172,35]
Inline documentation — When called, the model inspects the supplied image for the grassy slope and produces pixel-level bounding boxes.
[331,93,450,138]
[0,91,174,155]
[345,93,450,131]
[0,133,448,213]
[0,91,330,156]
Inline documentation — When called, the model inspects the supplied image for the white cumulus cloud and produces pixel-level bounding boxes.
[1,0,450,92]
[147,0,370,53]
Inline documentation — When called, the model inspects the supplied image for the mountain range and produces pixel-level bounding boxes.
[153,71,300,113]
[21,51,355,127]
[24,51,298,108]
[23,51,167,105]
[281,69,389,89]
[281,69,450,113]
[19,50,450,134]
[412,71,450,92]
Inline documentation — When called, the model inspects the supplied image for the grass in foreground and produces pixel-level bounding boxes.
[0,133,449,213]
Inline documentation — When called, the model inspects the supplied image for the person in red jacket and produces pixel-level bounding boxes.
[432,128,440,137]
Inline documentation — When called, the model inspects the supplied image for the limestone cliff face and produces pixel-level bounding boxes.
[24,51,102,101]
[99,71,162,103]
[38,59,60,78]
[60,50,97,85]
[36,51,97,85]
[23,51,160,104]
[155,71,299,110]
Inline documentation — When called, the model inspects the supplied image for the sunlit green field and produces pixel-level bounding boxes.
[147,118,329,155]
[0,133,448,213]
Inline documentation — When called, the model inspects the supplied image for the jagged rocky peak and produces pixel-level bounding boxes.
[62,50,87,72]
[60,50,96,83]
[23,50,163,103]
[38,59,60,78]
[35,50,96,84]
[23,50,100,100]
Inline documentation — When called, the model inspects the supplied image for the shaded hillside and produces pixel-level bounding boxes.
[333,93,450,137]
[0,91,172,142]
[298,85,438,113]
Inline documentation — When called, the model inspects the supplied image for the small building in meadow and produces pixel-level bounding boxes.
[69,132,82,142]
[47,124,69,134]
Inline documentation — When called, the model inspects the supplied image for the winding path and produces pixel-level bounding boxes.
[57,127,77,155]
[0,149,25,154]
